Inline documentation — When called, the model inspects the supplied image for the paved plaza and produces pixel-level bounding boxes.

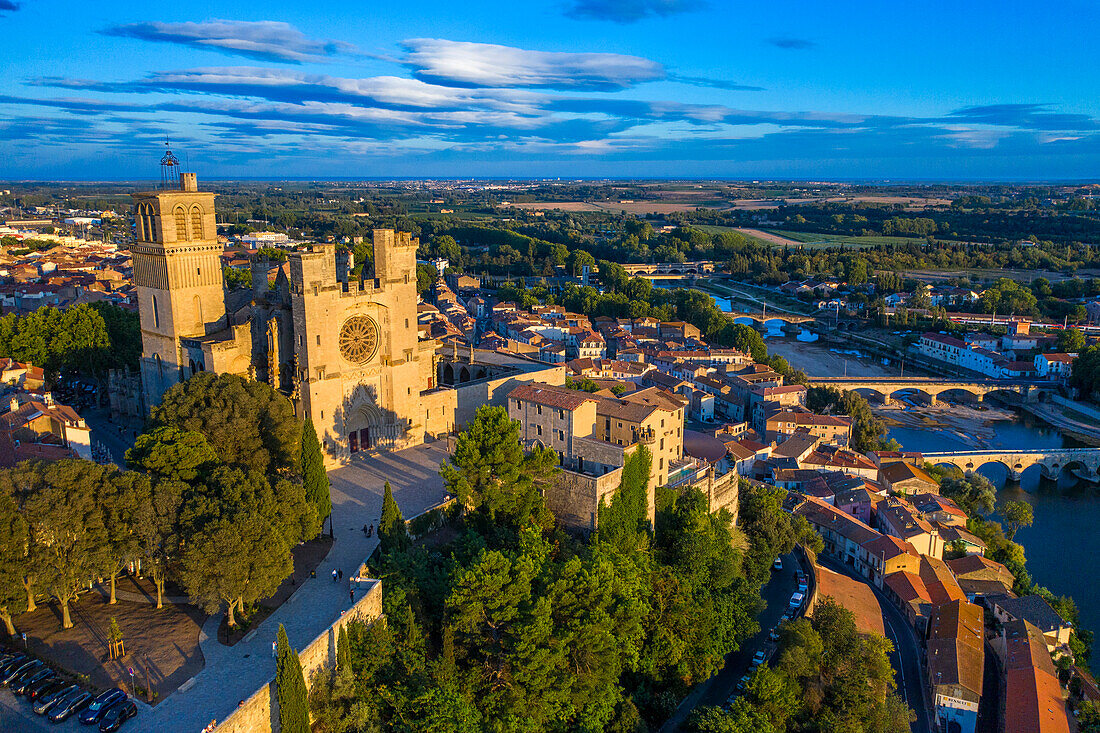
[56,441,453,733]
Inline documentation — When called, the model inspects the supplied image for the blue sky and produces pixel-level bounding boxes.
[2,0,1099,180]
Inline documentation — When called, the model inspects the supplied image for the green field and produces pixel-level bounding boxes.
[695,225,779,248]
[768,230,925,248]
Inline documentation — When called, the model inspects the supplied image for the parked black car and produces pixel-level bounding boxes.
[48,688,93,722]
[27,677,67,703]
[12,667,53,695]
[98,699,138,732]
[79,688,127,724]
[4,659,44,687]
[33,683,77,715]
[0,657,35,685]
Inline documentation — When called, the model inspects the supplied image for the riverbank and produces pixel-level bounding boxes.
[877,402,1017,451]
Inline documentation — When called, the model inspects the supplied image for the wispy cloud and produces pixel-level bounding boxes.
[767,37,816,50]
[100,20,354,64]
[564,0,704,23]
[400,38,664,91]
[0,1,21,14]
[669,74,765,92]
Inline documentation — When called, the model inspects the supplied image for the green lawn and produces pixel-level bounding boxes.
[695,225,785,249]
[767,230,925,248]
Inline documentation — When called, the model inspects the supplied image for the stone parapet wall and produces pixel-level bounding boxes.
[213,579,383,733]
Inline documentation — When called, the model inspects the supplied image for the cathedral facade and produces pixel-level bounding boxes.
[127,171,565,463]
[131,172,457,461]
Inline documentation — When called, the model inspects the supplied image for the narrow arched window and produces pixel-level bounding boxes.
[152,294,160,329]
[190,206,204,240]
[194,295,202,329]
[148,207,158,241]
[174,207,188,240]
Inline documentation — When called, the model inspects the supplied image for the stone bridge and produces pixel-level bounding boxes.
[728,312,814,325]
[808,377,1043,405]
[924,448,1100,482]
[618,261,717,276]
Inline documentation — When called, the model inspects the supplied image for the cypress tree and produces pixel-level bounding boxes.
[336,624,350,671]
[301,417,331,526]
[378,481,409,553]
[275,623,309,733]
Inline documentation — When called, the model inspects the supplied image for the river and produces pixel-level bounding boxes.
[767,335,1100,635]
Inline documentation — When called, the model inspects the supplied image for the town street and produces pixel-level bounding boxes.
[815,553,931,733]
[659,551,799,731]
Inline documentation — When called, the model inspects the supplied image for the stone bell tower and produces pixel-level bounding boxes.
[131,142,225,408]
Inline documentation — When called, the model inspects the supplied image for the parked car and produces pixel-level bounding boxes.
[48,688,92,722]
[0,654,27,679]
[789,592,805,609]
[98,699,138,732]
[1,658,37,685]
[12,667,53,695]
[80,688,127,724]
[34,684,78,715]
[797,580,808,594]
[27,677,67,703]
[736,673,752,692]
[772,557,783,571]
[751,650,768,667]
[4,659,44,687]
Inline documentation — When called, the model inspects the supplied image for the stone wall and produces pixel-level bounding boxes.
[451,364,566,429]
[212,579,383,733]
[546,466,623,534]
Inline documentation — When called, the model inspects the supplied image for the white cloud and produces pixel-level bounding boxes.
[102,20,353,64]
[401,38,665,90]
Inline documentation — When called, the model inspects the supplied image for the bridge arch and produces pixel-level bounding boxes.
[937,387,984,405]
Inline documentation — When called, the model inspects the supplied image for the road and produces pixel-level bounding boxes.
[816,554,930,733]
[659,552,800,731]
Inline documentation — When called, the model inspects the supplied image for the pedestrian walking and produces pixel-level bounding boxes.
[310,569,316,579]
[349,588,354,603]
[367,523,374,537]
[337,569,343,581]
[272,640,277,658]
[331,568,338,582]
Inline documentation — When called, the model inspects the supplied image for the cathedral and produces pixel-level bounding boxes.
[125,166,561,463]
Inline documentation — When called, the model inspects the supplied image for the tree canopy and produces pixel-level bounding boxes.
[152,372,300,475]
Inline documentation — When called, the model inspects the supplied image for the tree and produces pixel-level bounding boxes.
[16,460,111,629]
[178,467,313,626]
[941,474,997,517]
[276,623,310,733]
[126,426,218,482]
[378,482,409,554]
[1002,500,1034,540]
[1057,327,1086,353]
[151,373,300,475]
[135,478,184,609]
[301,418,331,529]
[0,488,29,635]
[98,470,151,605]
[440,405,555,527]
[336,624,350,671]
[416,262,439,296]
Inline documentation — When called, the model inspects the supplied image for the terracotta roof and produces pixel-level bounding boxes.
[861,533,919,561]
[508,383,596,411]
[927,600,984,699]
[881,460,938,487]
[813,564,885,637]
[1003,620,1071,733]
[946,555,1015,585]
